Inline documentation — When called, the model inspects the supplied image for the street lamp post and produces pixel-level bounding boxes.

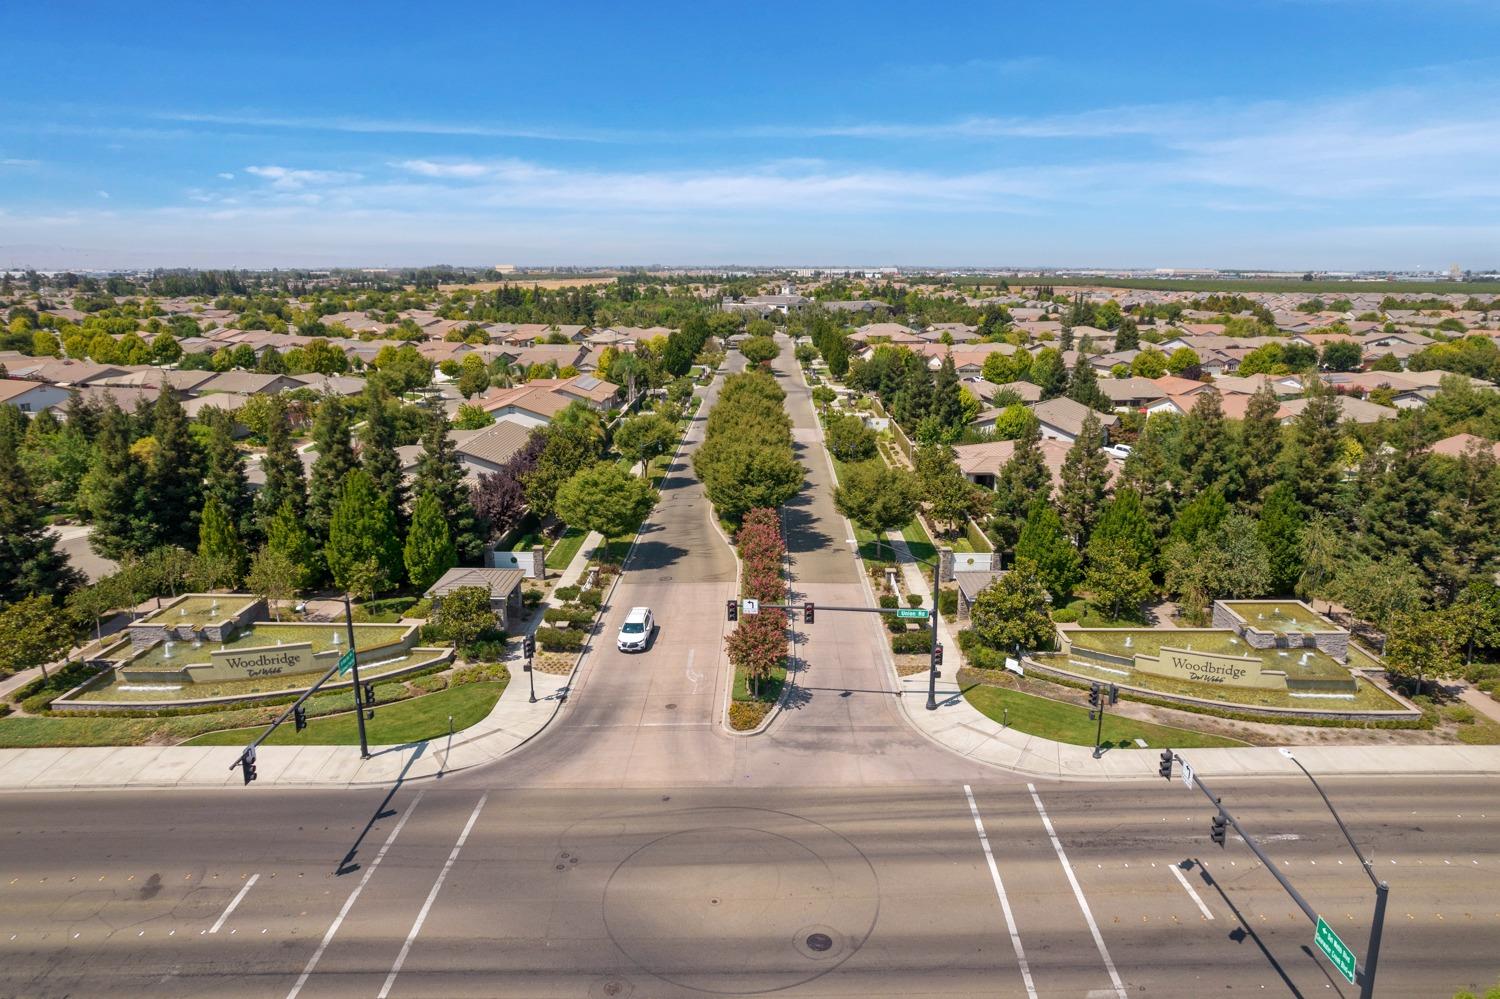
[923,555,942,711]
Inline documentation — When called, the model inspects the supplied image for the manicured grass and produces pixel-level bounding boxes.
[732,663,788,704]
[180,681,505,747]
[73,651,447,703]
[545,526,589,569]
[963,682,1247,749]
[900,518,937,565]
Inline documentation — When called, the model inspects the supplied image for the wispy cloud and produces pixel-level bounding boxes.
[245,164,362,189]
[1,157,40,167]
[158,110,628,143]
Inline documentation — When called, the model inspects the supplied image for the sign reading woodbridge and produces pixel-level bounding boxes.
[199,642,319,682]
[1133,646,1285,690]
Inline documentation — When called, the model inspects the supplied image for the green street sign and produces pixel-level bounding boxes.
[896,607,930,619]
[337,649,356,677]
[1314,916,1357,984]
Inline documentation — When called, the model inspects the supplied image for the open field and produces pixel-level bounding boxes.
[939,275,1500,294]
[439,276,619,292]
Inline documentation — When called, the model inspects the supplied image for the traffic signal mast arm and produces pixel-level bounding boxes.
[228,657,343,777]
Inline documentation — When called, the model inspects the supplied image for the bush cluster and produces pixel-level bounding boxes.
[553,585,580,603]
[451,662,510,685]
[890,632,931,655]
[738,507,786,606]
[878,594,899,609]
[544,606,596,627]
[536,627,585,652]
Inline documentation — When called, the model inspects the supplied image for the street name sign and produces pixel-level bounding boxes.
[1180,761,1195,790]
[1315,916,1357,984]
[896,607,930,619]
[337,649,356,677]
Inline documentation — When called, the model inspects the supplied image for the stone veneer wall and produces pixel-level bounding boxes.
[128,596,266,648]
[1211,601,1349,662]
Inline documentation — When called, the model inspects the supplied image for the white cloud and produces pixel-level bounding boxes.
[96,190,110,199]
[217,171,235,180]
[1,157,40,167]
[245,164,362,190]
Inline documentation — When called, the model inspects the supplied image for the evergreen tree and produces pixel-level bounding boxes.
[1056,413,1110,547]
[892,351,934,428]
[201,407,252,538]
[1178,389,1234,502]
[307,396,357,541]
[1257,481,1304,595]
[255,394,306,528]
[1427,444,1500,600]
[1065,353,1108,411]
[1119,417,1176,538]
[970,557,1055,651]
[1086,487,1155,571]
[413,407,484,563]
[146,390,201,549]
[194,494,244,588]
[0,415,81,605]
[989,416,1050,551]
[1170,486,1228,545]
[1237,385,1283,512]
[1115,318,1140,352]
[264,499,319,591]
[360,384,408,533]
[929,354,966,433]
[403,492,458,591]
[326,468,403,597]
[1286,382,1344,514]
[1015,500,1080,603]
[1028,347,1068,399]
[85,400,152,560]
[1354,418,1439,570]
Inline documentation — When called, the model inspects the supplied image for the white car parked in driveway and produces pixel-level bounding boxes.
[1105,444,1133,460]
[617,606,655,653]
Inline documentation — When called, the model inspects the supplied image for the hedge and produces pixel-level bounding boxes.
[554,585,580,603]
[878,594,899,609]
[576,588,603,609]
[906,593,924,607]
[890,632,932,655]
[938,589,958,616]
[544,606,596,627]
[536,627,585,652]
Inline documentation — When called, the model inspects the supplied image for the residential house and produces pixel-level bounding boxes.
[0,378,71,414]
[954,438,1122,490]
[1029,397,1118,444]
[1096,376,1166,411]
[195,371,306,397]
[1428,433,1500,461]
[1277,396,1396,425]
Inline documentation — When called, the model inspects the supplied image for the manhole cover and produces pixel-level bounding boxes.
[805,933,832,952]
[664,703,677,710]
[657,575,673,581]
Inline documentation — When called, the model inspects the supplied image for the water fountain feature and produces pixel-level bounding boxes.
[163,641,173,660]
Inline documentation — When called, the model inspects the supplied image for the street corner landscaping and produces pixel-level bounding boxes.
[725,507,793,731]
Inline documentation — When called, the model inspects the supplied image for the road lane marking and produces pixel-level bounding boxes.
[1169,864,1214,920]
[209,873,259,933]
[286,790,424,999]
[963,785,1038,999]
[1027,783,1127,999]
[378,794,488,999]
[685,649,700,693]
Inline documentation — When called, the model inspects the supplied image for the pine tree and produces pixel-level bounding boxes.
[929,354,966,433]
[1237,385,1283,512]
[255,394,306,528]
[413,407,484,563]
[201,407,252,539]
[1355,418,1439,570]
[1057,413,1110,547]
[264,499,319,590]
[989,417,1050,551]
[404,492,458,591]
[1086,487,1155,571]
[360,384,408,533]
[1115,318,1140,352]
[1257,481,1304,595]
[1065,353,1108,411]
[1178,389,1234,502]
[1427,444,1500,600]
[1119,417,1176,538]
[307,396,357,541]
[1287,383,1344,514]
[1029,347,1068,399]
[0,415,81,605]
[194,495,244,588]
[326,468,402,597]
[1015,500,1080,603]
[147,390,201,549]
[85,399,152,561]
[892,352,934,429]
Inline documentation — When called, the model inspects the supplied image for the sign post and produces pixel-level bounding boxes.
[1315,916,1358,984]
[896,607,930,620]
[337,648,356,677]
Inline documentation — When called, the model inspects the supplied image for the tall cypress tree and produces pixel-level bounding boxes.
[195,494,244,588]
[1015,500,1080,603]
[1120,416,1176,538]
[359,384,408,533]
[413,406,483,563]
[85,399,152,561]
[201,407,252,539]
[307,396,357,541]
[255,394,306,528]
[929,354,966,434]
[403,492,458,591]
[0,411,82,605]
[1257,481,1304,595]
[1065,352,1108,411]
[1287,383,1345,515]
[989,416,1050,552]
[1057,413,1110,547]
[1086,487,1155,572]
[147,390,201,549]
[326,468,402,597]
[1237,385,1283,512]
[1178,389,1235,502]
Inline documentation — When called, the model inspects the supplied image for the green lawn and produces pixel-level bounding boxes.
[732,663,788,704]
[181,681,505,747]
[545,526,589,569]
[963,682,1247,749]
[900,518,937,564]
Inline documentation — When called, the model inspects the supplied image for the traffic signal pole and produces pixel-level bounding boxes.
[924,557,941,711]
[344,594,370,760]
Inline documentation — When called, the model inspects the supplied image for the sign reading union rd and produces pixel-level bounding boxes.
[1132,646,1284,690]
[197,642,318,682]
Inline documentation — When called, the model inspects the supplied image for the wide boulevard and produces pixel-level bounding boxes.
[3,341,1497,998]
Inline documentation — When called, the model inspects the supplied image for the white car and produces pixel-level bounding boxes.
[1105,444,1133,460]
[617,606,655,653]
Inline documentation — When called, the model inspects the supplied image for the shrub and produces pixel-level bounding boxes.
[536,627,584,652]
[886,615,908,634]
[1051,607,1080,623]
[878,594,899,609]
[906,593,924,607]
[522,587,544,607]
[890,632,932,655]
[405,597,433,620]
[576,588,603,609]
[410,673,449,693]
[938,589,959,616]
[553,585,580,603]
[728,700,769,731]
[452,662,510,685]
[544,606,595,627]
[463,637,510,663]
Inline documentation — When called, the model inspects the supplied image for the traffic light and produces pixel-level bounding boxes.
[363,682,375,706]
[727,599,738,622]
[1108,684,1119,706]
[240,754,257,785]
[1158,749,1174,780]
[293,704,307,732]
[1088,683,1101,708]
[522,634,536,659]
[804,602,814,625]
[933,644,944,667]
[1210,813,1227,847]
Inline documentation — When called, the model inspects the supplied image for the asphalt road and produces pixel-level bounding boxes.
[4,347,1498,997]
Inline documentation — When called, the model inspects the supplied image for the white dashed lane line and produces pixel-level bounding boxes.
[209,872,260,934]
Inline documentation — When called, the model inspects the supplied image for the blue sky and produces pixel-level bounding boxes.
[3,0,1499,270]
